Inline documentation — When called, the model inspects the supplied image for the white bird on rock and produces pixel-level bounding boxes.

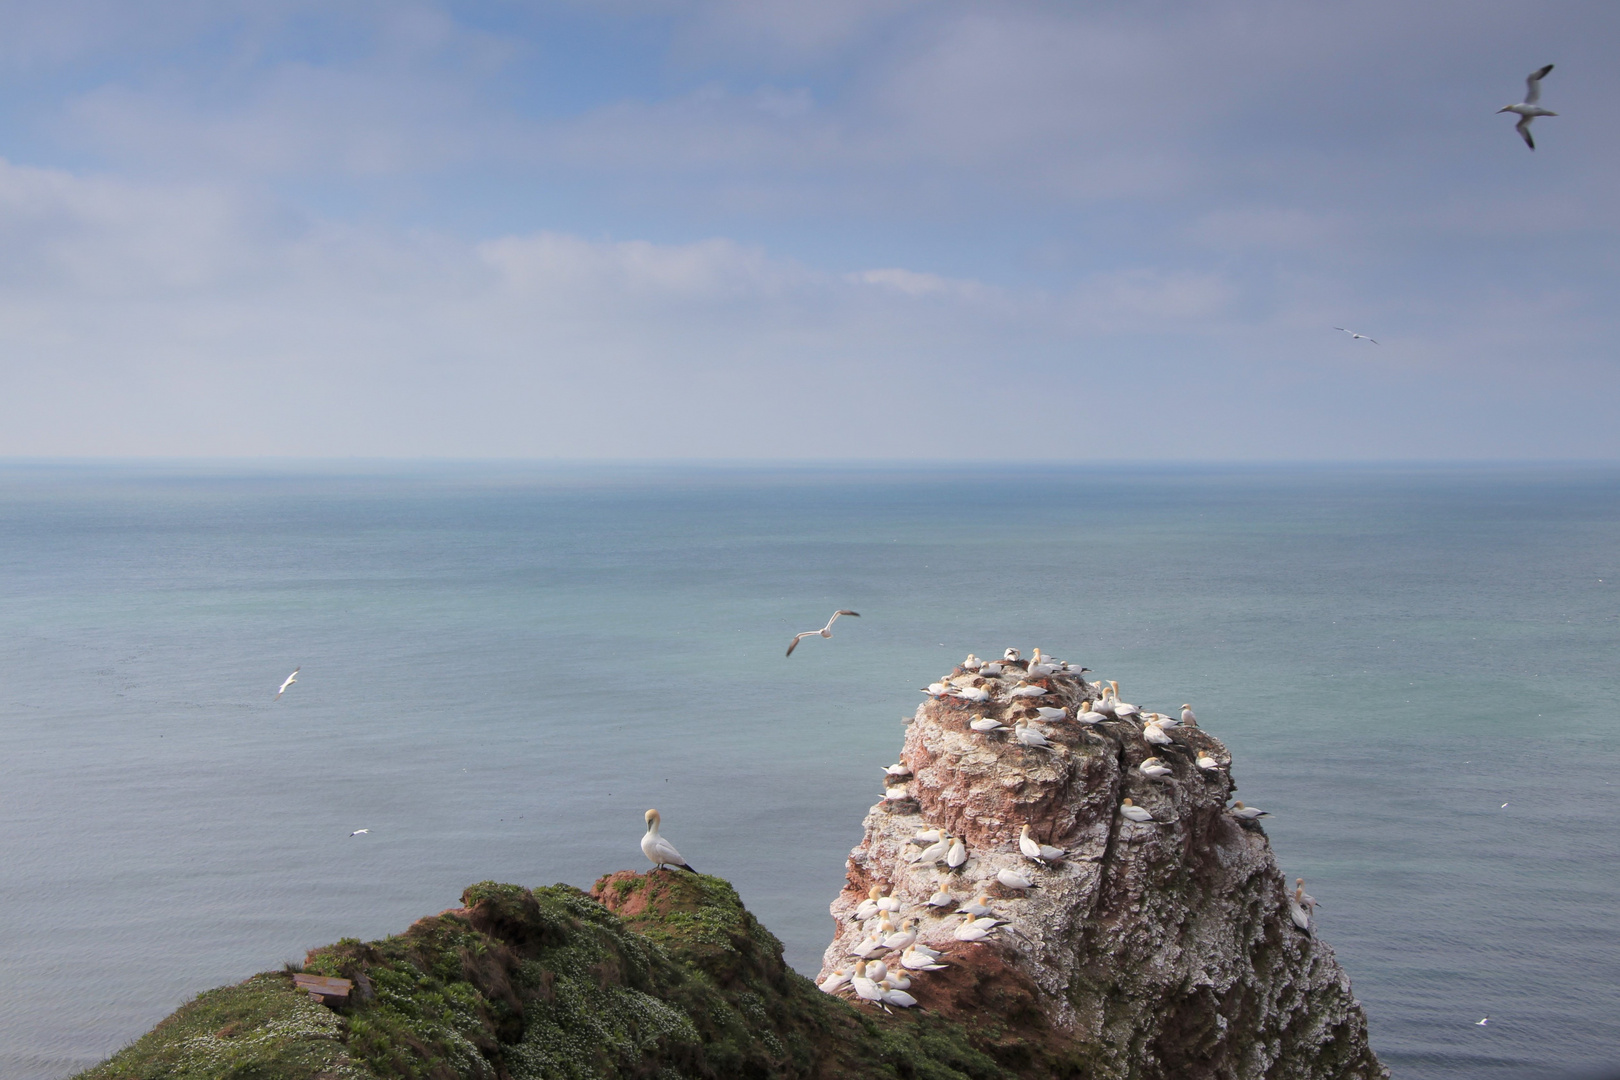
[912,828,943,845]
[786,610,860,657]
[1014,719,1052,748]
[1019,824,1067,864]
[961,894,997,918]
[922,681,950,697]
[981,662,1005,677]
[1138,758,1174,780]
[1196,753,1220,772]
[962,654,983,671]
[866,958,889,983]
[854,885,883,921]
[915,834,952,864]
[901,946,949,971]
[951,684,992,704]
[1230,801,1269,820]
[1035,706,1067,721]
[885,918,920,951]
[641,809,697,873]
[1076,701,1106,725]
[1180,704,1198,727]
[927,884,956,908]
[819,966,852,994]
[1027,648,1057,677]
[1120,798,1157,823]
[997,867,1038,891]
[947,836,968,869]
[1498,64,1556,150]
[970,717,1007,735]
[953,914,995,941]
[883,986,918,1008]
[884,762,912,777]
[1003,648,1022,661]
[1011,684,1048,699]
[1143,721,1174,747]
[1295,878,1320,914]
[851,961,888,1007]
[877,891,901,913]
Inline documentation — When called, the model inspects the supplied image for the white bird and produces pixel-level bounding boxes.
[881,970,911,991]
[946,836,968,869]
[911,828,943,845]
[1143,721,1175,747]
[1138,758,1173,780]
[641,809,697,872]
[1075,702,1106,725]
[980,662,1004,677]
[1149,711,1180,729]
[882,784,910,802]
[1295,878,1320,913]
[1476,1017,1489,1026]
[275,667,299,699]
[877,892,902,913]
[1120,798,1157,823]
[1018,824,1043,861]
[1289,891,1312,932]
[922,681,951,698]
[1003,648,1022,661]
[901,946,948,971]
[854,885,883,921]
[1498,64,1556,150]
[1180,704,1198,727]
[915,834,951,864]
[953,915,994,942]
[866,958,889,983]
[849,933,887,960]
[1034,706,1067,721]
[851,962,888,1007]
[997,867,1037,891]
[960,894,996,918]
[1010,684,1048,699]
[884,762,912,777]
[951,685,992,704]
[1229,801,1269,820]
[927,885,956,908]
[910,943,944,960]
[1334,327,1380,346]
[962,654,983,671]
[819,966,852,994]
[349,828,368,836]
[883,987,918,1008]
[786,610,860,657]
[1027,649,1057,677]
[1014,719,1052,748]
[885,918,919,951]
[1196,753,1220,772]
[970,717,1007,735]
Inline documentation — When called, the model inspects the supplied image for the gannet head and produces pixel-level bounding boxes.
[644,808,660,826]
[1233,801,1245,809]
[1296,877,1305,886]
[869,885,883,901]
[1122,798,1135,806]
[1497,104,1514,114]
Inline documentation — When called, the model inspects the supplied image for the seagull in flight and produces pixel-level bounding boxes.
[1499,64,1556,150]
[275,667,299,699]
[1334,327,1380,345]
[786,610,860,657]
[350,829,369,836]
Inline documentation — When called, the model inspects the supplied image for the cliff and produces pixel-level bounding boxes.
[818,653,1386,1080]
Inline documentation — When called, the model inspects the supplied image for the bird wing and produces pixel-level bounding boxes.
[1525,64,1553,104]
[1368,337,1380,345]
[787,632,816,656]
[653,836,688,866]
[1516,115,1535,149]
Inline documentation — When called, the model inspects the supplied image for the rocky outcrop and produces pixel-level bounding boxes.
[820,654,1386,1080]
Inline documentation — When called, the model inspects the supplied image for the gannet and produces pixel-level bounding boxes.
[1229,801,1269,820]
[912,828,943,844]
[1027,649,1056,677]
[883,987,918,1008]
[349,828,369,836]
[1075,702,1106,725]
[641,809,697,873]
[786,609,860,657]
[901,946,948,971]
[1014,719,1052,748]
[885,918,919,950]
[866,958,889,983]
[951,685,991,704]
[911,943,944,959]
[881,970,911,991]
[1138,758,1173,779]
[1011,684,1048,699]
[854,885,883,921]
[961,894,997,918]
[1180,704,1198,726]
[927,884,956,908]
[997,867,1037,891]
[1150,711,1180,728]
[1476,1017,1489,1026]
[970,717,1007,734]
[851,962,888,1007]
[1289,891,1312,932]
[1196,753,1220,771]
[884,762,912,777]
[922,681,950,697]
[1035,706,1067,721]
[962,654,983,671]
[947,836,968,868]
[1018,824,1066,864]
[849,933,887,959]
[275,667,299,699]
[882,784,910,802]
[1143,721,1174,747]
[1120,798,1157,823]
[980,662,1004,677]
[915,834,951,864]
[1295,878,1320,912]
[1334,327,1380,345]
[819,966,852,994]
[877,891,901,913]
[1003,648,1022,661]
[1498,64,1556,150]
[953,914,994,941]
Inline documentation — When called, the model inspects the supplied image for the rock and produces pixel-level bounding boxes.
[821,658,1388,1079]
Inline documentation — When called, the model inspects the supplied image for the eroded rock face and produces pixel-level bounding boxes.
[820,657,1387,1080]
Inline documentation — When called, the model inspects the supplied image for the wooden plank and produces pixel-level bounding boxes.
[292,974,353,998]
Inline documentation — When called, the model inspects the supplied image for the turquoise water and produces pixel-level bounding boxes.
[1,463,1616,1079]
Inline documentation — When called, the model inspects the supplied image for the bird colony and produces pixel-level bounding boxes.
[814,647,1335,1035]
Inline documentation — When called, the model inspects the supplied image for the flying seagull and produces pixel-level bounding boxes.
[786,610,860,656]
[1334,327,1380,345]
[350,829,369,836]
[1499,64,1556,150]
[275,667,299,699]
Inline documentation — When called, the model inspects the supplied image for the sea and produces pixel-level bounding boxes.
[0,462,1616,1080]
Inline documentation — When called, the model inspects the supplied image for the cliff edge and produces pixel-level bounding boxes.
[818,651,1386,1080]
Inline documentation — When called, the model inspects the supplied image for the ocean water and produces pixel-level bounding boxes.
[0,462,1616,1080]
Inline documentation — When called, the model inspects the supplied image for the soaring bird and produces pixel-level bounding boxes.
[1499,64,1556,150]
[1334,327,1380,345]
[786,610,859,656]
[640,809,697,872]
[275,667,299,699]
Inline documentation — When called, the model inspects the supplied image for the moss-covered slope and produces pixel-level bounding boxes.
[76,872,1018,1080]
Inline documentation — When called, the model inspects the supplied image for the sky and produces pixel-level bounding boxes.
[0,0,1615,460]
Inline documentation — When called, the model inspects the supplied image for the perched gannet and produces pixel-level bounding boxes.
[1229,801,1269,820]
[922,681,950,697]
[1180,704,1198,727]
[1120,798,1157,823]
[1035,706,1067,721]
[854,885,883,921]
[970,716,1007,735]
[882,784,910,802]
[851,962,888,1006]
[1075,701,1106,725]
[1018,824,1066,864]
[901,946,948,971]
[997,867,1038,891]
[1498,63,1556,150]
[849,933,887,959]
[883,986,918,1008]
[1295,878,1320,913]
[786,609,860,657]
[961,894,996,918]
[884,762,912,777]
[1003,648,1022,661]
[885,918,920,951]
[819,966,852,994]
[881,969,911,991]
[1289,891,1312,932]
[275,667,299,699]
[912,828,943,845]
[953,914,994,941]
[962,654,983,671]
[1027,649,1057,678]
[1143,721,1174,747]
[980,661,1005,677]
[910,942,944,959]
[927,884,956,908]
[1014,719,1052,748]
[1150,711,1180,728]
[1138,758,1173,780]
[877,891,901,913]
[914,834,951,864]
[951,684,991,704]
[1196,753,1220,772]
[946,836,968,869]
[1011,684,1048,699]
[866,958,889,983]
[640,810,697,873]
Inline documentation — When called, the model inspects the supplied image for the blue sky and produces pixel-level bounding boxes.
[0,0,1615,458]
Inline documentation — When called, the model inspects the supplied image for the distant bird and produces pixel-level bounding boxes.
[901,946,948,971]
[819,967,852,995]
[1138,758,1173,780]
[1180,704,1198,726]
[997,867,1037,891]
[1498,64,1556,150]
[1014,719,1052,748]
[1476,1017,1489,1026]
[960,894,997,918]
[970,717,1007,735]
[1196,753,1221,772]
[275,667,299,699]
[1120,798,1157,823]
[1229,801,1269,820]
[786,610,859,657]
[1034,706,1067,721]
[1334,327,1380,345]
[349,828,368,836]
[1010,684,1048,699]
[946,836,968,869]
[950,684,991,704]
[884,762,912,778]
[640,808,697,873]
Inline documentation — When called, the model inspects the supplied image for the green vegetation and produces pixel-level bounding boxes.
[77,872,1016,1080]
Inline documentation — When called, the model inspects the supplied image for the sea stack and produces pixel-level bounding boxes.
[821,655,1387,1079]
